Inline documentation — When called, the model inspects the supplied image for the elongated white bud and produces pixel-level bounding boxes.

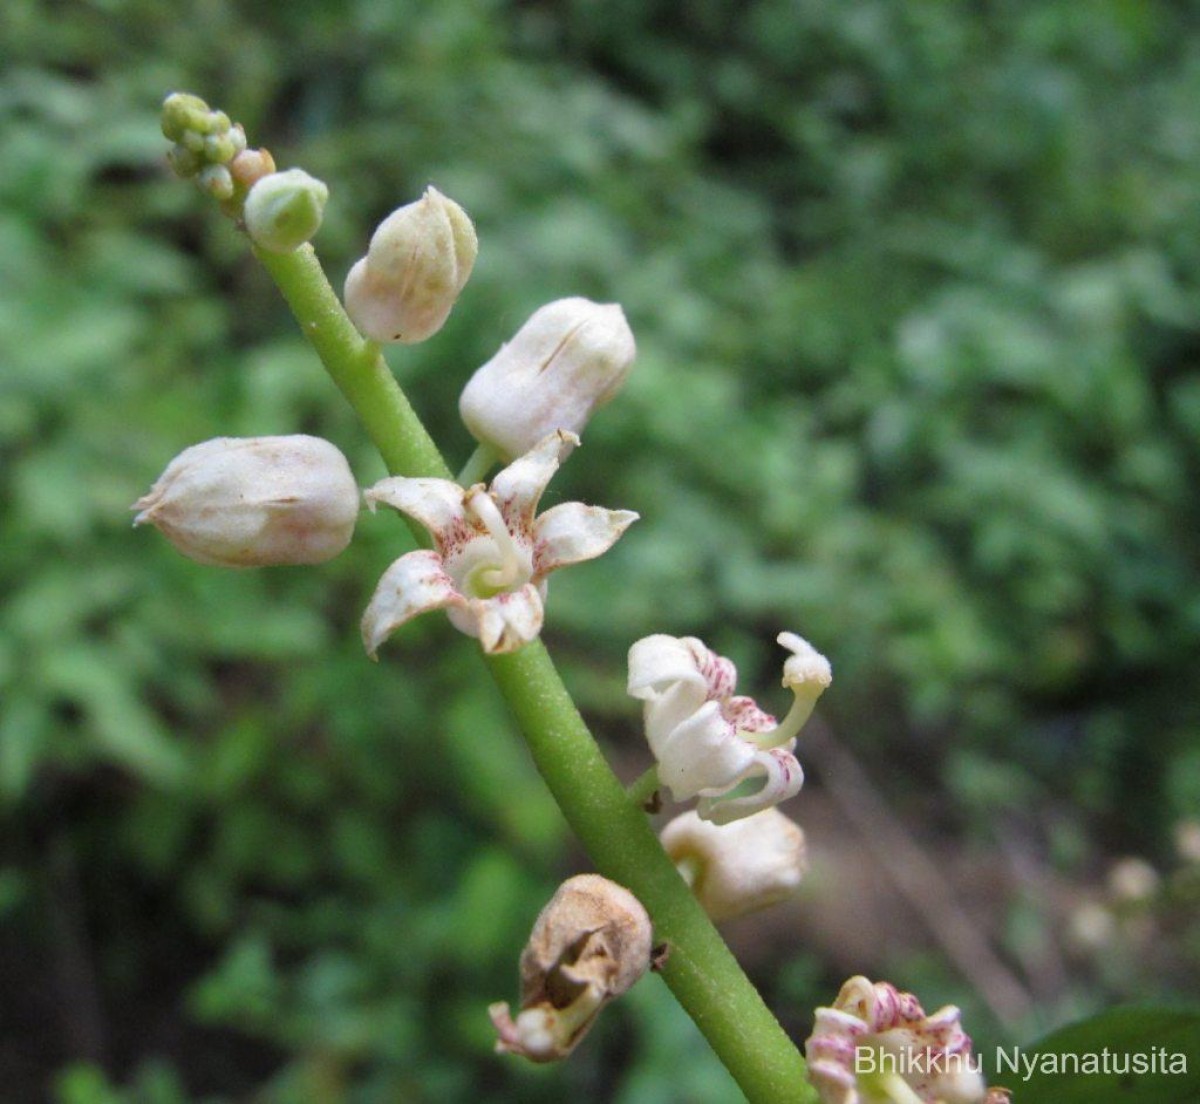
[344,186,477,344]
[244,169,328,253]
[132,435,359,567]
[459,297,635,460]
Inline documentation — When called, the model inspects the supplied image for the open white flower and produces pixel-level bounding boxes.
[805,976,986,1104]
[362,430,637,656]
[628,631,830,824]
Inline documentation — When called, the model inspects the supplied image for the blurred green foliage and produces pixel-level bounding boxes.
[3,0,1199,1100]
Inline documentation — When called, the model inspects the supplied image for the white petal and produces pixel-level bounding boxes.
[627,634,709,704]
[698,747,804,825]
[364,477,467,548]
[457,583,545,654]
[628,635,715,745]
[655,701,753,802]
[361,550,462,658]
[533,503,638,575]
[489,430,577,534]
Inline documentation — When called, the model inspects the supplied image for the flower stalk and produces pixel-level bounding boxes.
[174,98,817,1103]
[487,643,813,1101]
[254,234,816,1104]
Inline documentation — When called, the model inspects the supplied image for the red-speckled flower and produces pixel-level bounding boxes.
[361,431,637,656]
[628,631,830,824]
[805,976,986,1104]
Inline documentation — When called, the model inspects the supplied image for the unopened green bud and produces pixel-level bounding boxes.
[244,169,329,253]
[459,298,636,460]
[132,435,360,567]
[343,186,477,344]
[161,92,211,142]
[161,92,249,190]
[167,143,202,178]
[196,164,234,201]
[203,133,231,162]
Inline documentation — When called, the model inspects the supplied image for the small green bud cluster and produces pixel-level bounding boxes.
[161,92,248,200]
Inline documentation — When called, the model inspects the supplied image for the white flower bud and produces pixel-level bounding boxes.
[660,808,807,922]
[459,297,636,461]
[489,874,652,1062]
[244,168,328,253]
[132,435,359,567]
[344,186,477,344]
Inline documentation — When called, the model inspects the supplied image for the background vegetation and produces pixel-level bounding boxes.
[2,1,1198,1100]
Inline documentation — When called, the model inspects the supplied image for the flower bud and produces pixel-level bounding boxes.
[459,297,636,461]
[161,93,213,143]
[196,164,234,201]
[489,874,652,1063]
[344,186,477,344]
[244,169,329,253]
[660,808,807,922]
[161,93,246,183]
[133,435,359,567]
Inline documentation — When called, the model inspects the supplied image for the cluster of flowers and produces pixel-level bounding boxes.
[146,97,1002,1100]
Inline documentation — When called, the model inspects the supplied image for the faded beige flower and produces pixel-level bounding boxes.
[489,874,652,1062]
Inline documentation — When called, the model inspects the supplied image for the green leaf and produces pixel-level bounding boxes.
[38,643,188,786]
[1010,1006,1200,1103]
[0,694,47,800]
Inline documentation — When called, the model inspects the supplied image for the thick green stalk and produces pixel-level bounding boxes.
[254,238,816,1103]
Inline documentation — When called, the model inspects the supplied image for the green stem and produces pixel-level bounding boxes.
[626,765,661,808]
[456,442,499,487]
[253,240,817,1104]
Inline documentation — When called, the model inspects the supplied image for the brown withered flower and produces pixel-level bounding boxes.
[488,874,653,1062]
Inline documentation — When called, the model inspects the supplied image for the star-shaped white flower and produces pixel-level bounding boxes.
[627,631,830,824]
[805,976,986,1104]
[362,431,637,656]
